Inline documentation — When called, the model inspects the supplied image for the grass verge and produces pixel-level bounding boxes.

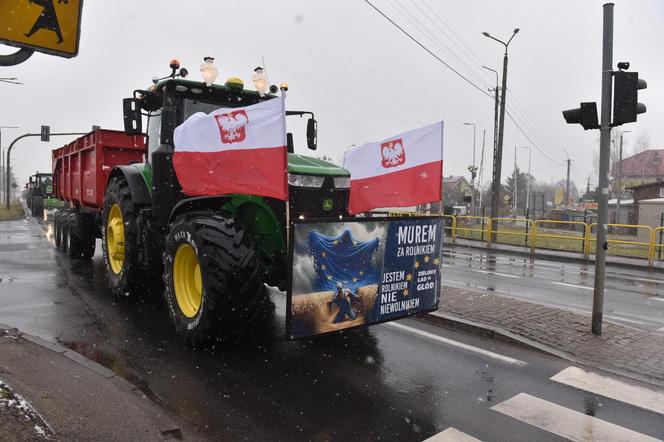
[0,204,25,221]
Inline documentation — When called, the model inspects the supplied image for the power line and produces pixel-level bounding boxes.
[364,0,564,167]
[420,0,495,83]
[364,0,493,99]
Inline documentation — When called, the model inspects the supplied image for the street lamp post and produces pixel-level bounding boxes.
[520,146,532,219]
[483,28,519,240]
[463,122,477,216]
[5,131,86,209]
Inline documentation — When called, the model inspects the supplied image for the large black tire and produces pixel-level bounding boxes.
[101,177,141,297]
[33,196,44,219]
[163,214,266,345]
[66,211,96,259]
[54,210,64,249]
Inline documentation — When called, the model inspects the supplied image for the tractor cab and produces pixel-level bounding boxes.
[118,60,351,291]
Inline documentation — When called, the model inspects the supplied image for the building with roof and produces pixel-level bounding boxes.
[612,149,664,189]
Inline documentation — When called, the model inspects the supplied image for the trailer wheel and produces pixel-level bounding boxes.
[102,177,141,297]
[163,214,266,345]
[54,211,62,249]
[67,211,96,259]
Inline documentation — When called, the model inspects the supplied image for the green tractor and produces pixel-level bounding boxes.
[54,63,351,344]
[25,172,62,219]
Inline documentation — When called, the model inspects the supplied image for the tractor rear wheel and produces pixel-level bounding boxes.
[102,177,141,297]
[67,211,96,259]
[163,214,266,345]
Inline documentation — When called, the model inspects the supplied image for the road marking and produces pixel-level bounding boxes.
[492,393,660,442]
[551,366,664,416]
[423,427,481,442]
[386,322,527,367]
[551,281,593,291]
[651,297,664,302]
[658,326,664,333]
[605,315,649,326]
[472,269,520,279]
[627,276,664,285]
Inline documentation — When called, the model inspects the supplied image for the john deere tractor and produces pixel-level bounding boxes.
[25,172,61,219]
[55,62,350,344]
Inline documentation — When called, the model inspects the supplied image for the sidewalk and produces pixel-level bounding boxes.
[0,325,183,441]
[448,236,664,270]
[424,286,664,387]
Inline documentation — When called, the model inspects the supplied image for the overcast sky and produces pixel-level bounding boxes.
[1,0,662,191]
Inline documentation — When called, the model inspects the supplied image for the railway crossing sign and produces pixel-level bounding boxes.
[0,0,84,58]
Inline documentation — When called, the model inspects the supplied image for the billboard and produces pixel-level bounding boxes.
[287,217,443,339]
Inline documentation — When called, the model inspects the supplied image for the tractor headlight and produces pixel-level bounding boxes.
[288,174,325,188]
[333,177,351,189]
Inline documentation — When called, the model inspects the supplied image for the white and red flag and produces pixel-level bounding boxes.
[173,97,288,200]
[343,122,443,214]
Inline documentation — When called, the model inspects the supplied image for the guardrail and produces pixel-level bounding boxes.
[389,212,664,267]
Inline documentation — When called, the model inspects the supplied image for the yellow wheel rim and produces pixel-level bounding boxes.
[173,243,203,318]
[106,204,125,274]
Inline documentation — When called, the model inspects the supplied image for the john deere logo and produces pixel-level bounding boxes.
[322,199,333,211]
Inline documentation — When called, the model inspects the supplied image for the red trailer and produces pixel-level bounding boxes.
[52,129,146,210]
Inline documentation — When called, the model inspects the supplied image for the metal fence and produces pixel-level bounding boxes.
[389,212,664,267]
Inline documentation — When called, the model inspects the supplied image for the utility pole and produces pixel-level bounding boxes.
[521,146,532,219]
[482,65,500,186]
[513,146,518,216]
[478,129,486,212]
[463,122,477,216]
[483,28,519,240]
[616,130,630,223]
[565,158,572,208]
[592,2,614,336]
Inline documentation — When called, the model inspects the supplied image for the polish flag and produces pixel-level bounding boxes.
[343,122,443,214]
[173,97,287,200]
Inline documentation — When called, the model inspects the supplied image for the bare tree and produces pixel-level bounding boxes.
[633,130,650,154]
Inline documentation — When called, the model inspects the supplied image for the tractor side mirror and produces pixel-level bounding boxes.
[287,133,294,153]
[307,117,317,150]
[123,98,143,135]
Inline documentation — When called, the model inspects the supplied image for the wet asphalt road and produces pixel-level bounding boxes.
[442,245,664,332]
[2,216,664,441]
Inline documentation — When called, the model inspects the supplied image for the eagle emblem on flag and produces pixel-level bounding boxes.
[214,110,249,144]
[380,138,406,168]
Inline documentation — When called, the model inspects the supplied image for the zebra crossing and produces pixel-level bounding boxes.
[424,365,664,441]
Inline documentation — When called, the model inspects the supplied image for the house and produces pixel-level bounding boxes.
[627,181,664,226]
[607,198,635,225]
[636,198,664,243]
[424,175,474,214]
[612,149,664,189]
[442,176,474,206]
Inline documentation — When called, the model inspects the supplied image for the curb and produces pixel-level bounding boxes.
[0,323,182,439]
[418,312,664,390]
[445,240,663,272]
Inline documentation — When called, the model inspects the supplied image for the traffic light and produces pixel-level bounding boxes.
[562,102,599,130]
[40,125,50,142]
[612,71,647,126]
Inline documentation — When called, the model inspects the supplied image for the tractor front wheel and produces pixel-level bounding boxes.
[163,214,266,345]
[33,196,44,219]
